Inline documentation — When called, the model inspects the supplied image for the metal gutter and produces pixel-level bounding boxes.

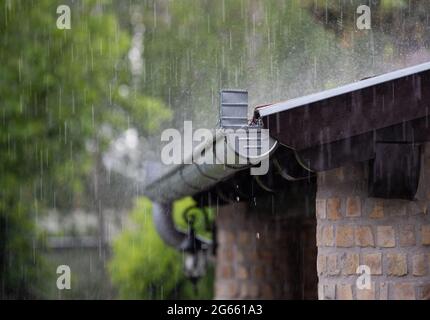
[145,129,277,203]
[144,131,242,203]
[145,89,279,205]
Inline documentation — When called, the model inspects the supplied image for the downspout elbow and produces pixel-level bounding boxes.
[152,202,212,252]
[152,202,187,249]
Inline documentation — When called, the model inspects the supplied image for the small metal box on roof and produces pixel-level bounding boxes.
[219,89,248,129]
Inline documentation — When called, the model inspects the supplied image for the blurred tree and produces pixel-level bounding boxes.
[0,0,170,298]
[302,0,430,72]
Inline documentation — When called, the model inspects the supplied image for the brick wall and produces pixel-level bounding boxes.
[316,150,430,300]
[215,196,317,299]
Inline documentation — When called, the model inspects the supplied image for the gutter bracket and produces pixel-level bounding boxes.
[369,142,421,200]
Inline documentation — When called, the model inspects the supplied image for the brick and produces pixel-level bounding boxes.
[346,196,361,217]
[327,254,340,275]
[316,226,323,246]
[316,199,327,219]
[377,226,395,247]
[412,254,428,276]
[393,283,415,300]
[227,282,239,297]
[384,199,407,216]
[422,225,430,245]
[236,266,248,279]
[261,283,274,299]
[317,255,327,275]
[337,284,353,300]
[321,226,334,247]
[240,282,258,298]
[419,201,428,215]
[318,285,324,300]
[420,284,430,300]
[253,265,265,279]
[369,199,384,219]
[216,281,238,298]
[327,198,342,220]
[258,251,272,261]
[215,282,224,298]
[386,253,407,276]
[221,247,234,260]
[335,225,354,247]
[218,230,234,244]
[250,249,262,262]
[379,282,388,300]
[348,164,365,181]
[218,265,233,279]
[340,253,359,275]
[399,224,416,247]
[317,167,345,185]
[238,231,251,245]
[320,284,336,300]
[355,225,374,247]
[357,283,375,300]
[236,250,245,263]
[362,253,382,275]
[407,201,427,216]
[335,167,345,181]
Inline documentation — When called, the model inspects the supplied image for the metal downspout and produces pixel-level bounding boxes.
[152,202,187,249]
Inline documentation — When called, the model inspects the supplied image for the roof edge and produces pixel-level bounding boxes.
[256,61,430,118]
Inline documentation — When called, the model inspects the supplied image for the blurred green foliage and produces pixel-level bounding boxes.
[109,197,214,299]
[0,0,170,298]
